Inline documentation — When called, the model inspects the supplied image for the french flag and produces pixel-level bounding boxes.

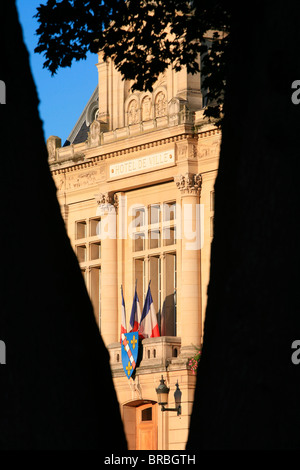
[120,285,127,342]
[129,286,141,332]
[139,283,160,339]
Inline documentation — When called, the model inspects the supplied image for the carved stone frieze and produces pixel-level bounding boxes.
[198,139,221,159]
[56,170,98,191]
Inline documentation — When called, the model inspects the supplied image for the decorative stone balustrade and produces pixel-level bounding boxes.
[107,336,184,378]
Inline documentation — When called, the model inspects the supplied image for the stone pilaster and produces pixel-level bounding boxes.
[95,191,119,347]
[60,203,69,227]
[175,173,202,356]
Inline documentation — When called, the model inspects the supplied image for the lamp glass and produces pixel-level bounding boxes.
[157,390,169,406]
[156,376,169,406]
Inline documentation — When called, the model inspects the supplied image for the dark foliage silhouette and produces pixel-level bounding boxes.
[0,0,127,450]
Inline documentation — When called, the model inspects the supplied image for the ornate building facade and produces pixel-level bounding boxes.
[48,51,220,450]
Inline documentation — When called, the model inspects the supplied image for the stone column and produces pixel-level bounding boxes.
[175,173,202,356]
[95,192,119,347]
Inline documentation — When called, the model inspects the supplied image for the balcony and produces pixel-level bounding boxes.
[108,336,186,378]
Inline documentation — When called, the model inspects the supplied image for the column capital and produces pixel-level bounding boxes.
[174,173,202,195]
[95,191,119,213]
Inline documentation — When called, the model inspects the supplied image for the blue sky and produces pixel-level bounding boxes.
[15,0,98,145]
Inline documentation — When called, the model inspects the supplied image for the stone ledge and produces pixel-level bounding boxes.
[107,336,195,377]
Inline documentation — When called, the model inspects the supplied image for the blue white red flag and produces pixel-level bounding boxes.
[120,285,127,342]
[129,286,141,332]
[139,283,160,339]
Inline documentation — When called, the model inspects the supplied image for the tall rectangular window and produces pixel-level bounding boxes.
[90,267,101,328]
[162,253,177,336]
[149,256,161,323]
[76,220,87,240]
[131,199,178,337]
[135,258,145,305]
[75,217,102,331]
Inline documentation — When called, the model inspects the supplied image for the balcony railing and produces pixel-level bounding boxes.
[107,336,182,377]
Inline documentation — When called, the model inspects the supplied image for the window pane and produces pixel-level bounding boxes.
[90,267,101,328]
[90,242,101,260]
[149,230,160,249]
[135,258,145,304]
[150,204,161,224]
[162,253,177,336]
[149,256,160,323]
[90,218,101,237]
[141,407,152,421]
[163,226,176,246]
[163,202,176,222]
[132,208,145,228]
[76,245,86,263]
[133,233,145,252]
[76,221,86,239]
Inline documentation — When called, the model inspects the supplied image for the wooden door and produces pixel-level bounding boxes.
[136,403,157,450]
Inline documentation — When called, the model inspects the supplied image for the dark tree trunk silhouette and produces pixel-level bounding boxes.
[0,1,127,450]
[187,3,300,449]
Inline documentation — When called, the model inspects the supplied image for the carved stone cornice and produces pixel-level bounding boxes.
[175,173,202,195]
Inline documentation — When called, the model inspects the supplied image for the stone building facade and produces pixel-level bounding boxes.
[48,52,220,450]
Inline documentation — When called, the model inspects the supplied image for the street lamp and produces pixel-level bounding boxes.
[155,375,181,416]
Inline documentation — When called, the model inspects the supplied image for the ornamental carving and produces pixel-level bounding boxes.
[128,100,139,125]
[58,170,98,191]
[88,120,101,147]
[175,173,202,195]
[95,192,119,213]
[141,95,152,121]
[155,91,167,117]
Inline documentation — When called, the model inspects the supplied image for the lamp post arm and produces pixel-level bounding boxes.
[161,405,181,416]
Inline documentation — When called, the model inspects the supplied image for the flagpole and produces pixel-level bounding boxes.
[120,284,127,338]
